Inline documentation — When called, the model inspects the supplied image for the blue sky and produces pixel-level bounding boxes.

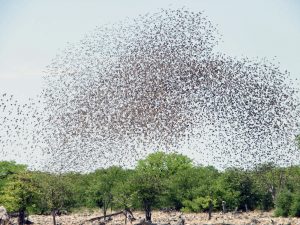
[0,0,299,100]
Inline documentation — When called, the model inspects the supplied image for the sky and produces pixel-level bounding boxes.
[0,0,300,168]
[0,0,300,100]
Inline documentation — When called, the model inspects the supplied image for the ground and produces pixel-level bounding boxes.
[11,210,300,225]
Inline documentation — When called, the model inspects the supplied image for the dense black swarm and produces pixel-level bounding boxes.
[1,9,299,172]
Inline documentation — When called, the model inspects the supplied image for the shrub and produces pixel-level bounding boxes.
[181,196,216,213]
[257,192,274,211]
[290,193,300,217]
[274,189,293,217]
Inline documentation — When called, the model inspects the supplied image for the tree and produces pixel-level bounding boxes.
[215,169,259,211]
[63,172,91,209]
[166,166,219,211]
[254,163,289,204]
[290,193,300,217]
[0,161,26,191]
[274,189,293,217]
[131,168,163,221]
[174,166,219,220]
[34,173,74,225]
[131,152,192,221]
[182,196,216,214]
[111,170,135,210]
[0,171,37,225]
[88,166,127,220]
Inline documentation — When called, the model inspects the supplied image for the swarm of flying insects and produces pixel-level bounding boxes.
[1,8,300,172]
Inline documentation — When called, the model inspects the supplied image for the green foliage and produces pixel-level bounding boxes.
[0,170,37,213]
[0,152,299,218]
[251,163,276,211]
[63,172,90,209]
[0,161,27,191]
[111,170,135,209]
[86,166,129,218]
[135,152,193,209]
[256,191,274,211]
[182,196,217,213]
[165,166,219,211]
[290,193,300,217]
[33,172,74,214]
[130,152,194,220]
[136,151,193,178]
[274,189,293,217]
[214,169,245,210]
[131,162,166,209]
[274,189,300,217]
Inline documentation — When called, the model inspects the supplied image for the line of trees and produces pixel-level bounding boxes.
[0,152,300,225]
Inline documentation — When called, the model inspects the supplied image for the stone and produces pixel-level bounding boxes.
[176,215,185,225]
[0,206,10,224]
[134,219,157,225]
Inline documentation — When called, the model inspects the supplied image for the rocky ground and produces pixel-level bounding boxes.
[10,210,300,225]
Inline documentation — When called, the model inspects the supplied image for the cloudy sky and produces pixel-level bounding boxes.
[0,0,299,100]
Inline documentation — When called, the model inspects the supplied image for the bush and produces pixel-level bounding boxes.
[257,192,274,211]
[182,196,216,213]
[290,193,300,217]
[274,189,293,217]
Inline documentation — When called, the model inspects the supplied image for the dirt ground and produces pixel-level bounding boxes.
[11,210,300,225]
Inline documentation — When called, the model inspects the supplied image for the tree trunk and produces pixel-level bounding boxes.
[222,201,226,213]
[103,202,107,221]
[18,209,25,225]
[52,210,56,225]
[144,203,151,222]
[87,210,127,222]
[245,203,248,212]
[208,200,213,220]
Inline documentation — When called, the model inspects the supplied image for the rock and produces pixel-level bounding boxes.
[160,208,175,213]
[134,219,157,225]
[175,215,185,225]
[24,219,34,224]
[170,217,178,221]
[250,218,259,224]
[203,223,233,225]
[0,206,10,224]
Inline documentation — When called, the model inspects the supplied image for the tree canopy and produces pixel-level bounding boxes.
[1,152,299,223]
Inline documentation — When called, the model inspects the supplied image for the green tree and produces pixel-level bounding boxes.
[166,166,219,211]
[215,169,259,211]
[0,170,37,225]
[34,173,74,225]
[0,161,26,191]
[182,196,216,213]
[274,189,293,217]
[88,166,127,219]
[111,170,135,210]
[131,167,164,221]
[290,192,300,217]
[63,172,91,209]
[131,152,192,221]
